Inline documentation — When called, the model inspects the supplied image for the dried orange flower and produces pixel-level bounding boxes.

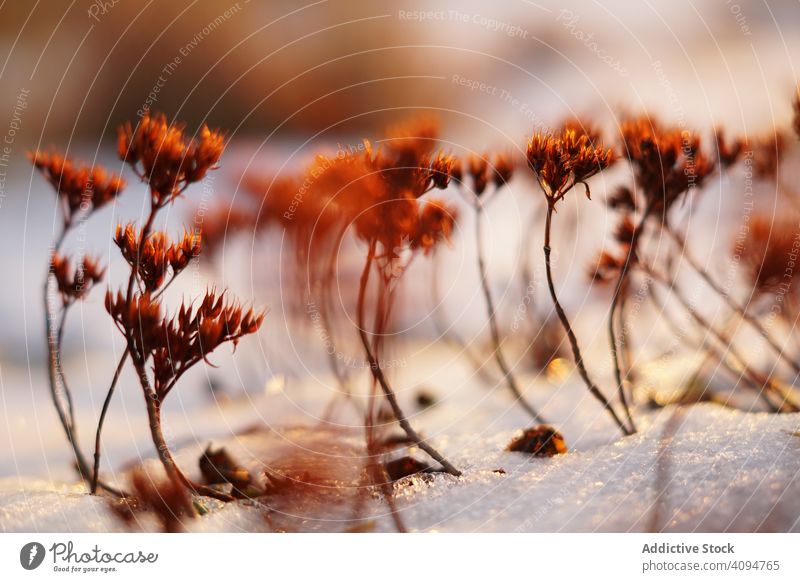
[613,215,637,247]
[105,291,165,357]
[490,151,515,189]
[118,112,225,206]
[746,131,786,182]
[114,224,201,291]
[560,117,603,145]
[588,250,625,285]
[29,151,126,224]
[371,116,441,196]
[411,198,458,255]
[382,115,439,163]
[51,253,105,303]
[106,288,264,398]
[606,185,637,212]
[152,289,264,397]
[467,153,490,196]
[527,125,615,201]
[425,151,459,191]
[620,116,714,216]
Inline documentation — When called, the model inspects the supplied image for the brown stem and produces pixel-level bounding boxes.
[606,204,656,435]
[44,260,93,482]
[91,350,128,494]
[44,229,119,492]
[543,202,632,436]
[618,294,635,386]
[141,369,233,502]
[44,221,128,498]
[475,201,546,423]
[356,242,461,476]
[364,421,407,533]
[122,204,233,501]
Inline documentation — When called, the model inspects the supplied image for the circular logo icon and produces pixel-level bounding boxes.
[20,542,46,570]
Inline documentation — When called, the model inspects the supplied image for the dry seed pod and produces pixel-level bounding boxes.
[506,425,568,456]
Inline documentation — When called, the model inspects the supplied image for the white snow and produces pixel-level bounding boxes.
[2,341,799,533]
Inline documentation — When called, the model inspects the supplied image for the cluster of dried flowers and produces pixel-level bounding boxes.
[205,118,462,481]
[32,88,800,531]
[592,96,800,413]
[33,112,264,504]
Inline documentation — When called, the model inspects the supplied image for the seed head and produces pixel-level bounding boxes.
[526,124,614,200]
[29,151,126,224]
[118,112,225,206]
[51,253,105,303]
[411,198,458,255]
[114,225,202,291]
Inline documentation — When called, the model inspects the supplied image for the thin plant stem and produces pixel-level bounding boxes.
[649,282,762,408]
[618,294,635,386]
[44,232,92,481]
[92,249,192,492]
[44,227,125,496]
[356,242,461,476]
[606,203,656,435]
[140,381,233,501]
[475,199,546,423]
[91,350,128,494]
[543,201,632,436]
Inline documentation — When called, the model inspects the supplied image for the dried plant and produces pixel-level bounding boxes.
[31,150,126,495]
[748,131,787,183]
[209,118,463,481]
[349,142,462,475]
[603,117,716,431]
[526,123,633,435]
[606,111,800,407]
[93,112,264,499]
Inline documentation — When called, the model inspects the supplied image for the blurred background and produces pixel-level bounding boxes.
[1,0,799,479]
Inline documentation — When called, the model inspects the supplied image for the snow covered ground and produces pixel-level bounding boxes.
[2,336,800,532]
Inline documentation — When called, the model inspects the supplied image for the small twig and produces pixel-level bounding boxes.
[606,202,657,435]
[91,350,128,494]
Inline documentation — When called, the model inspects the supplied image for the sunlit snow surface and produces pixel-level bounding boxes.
[3,368,799,532]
